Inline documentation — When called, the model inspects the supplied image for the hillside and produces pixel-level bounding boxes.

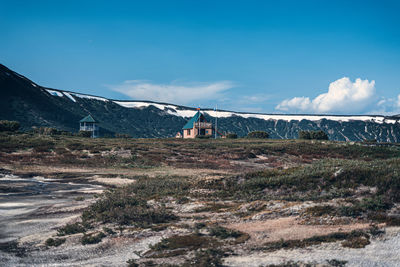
[1,135,400,266]
[1,63,399,141]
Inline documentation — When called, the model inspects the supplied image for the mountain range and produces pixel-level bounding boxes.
[1,63,399,141]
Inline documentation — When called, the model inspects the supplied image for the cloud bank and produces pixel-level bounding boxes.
[110,80,235,105]
[276,77,376,114]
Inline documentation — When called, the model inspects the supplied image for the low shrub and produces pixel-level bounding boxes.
[342,236,370,248]
[66,142,86,151]
[45,238,66,247]
[209,226,242,239]
[115,133,131,138]
[183,248,225,267]
[327,259,348,267]
[0,120,20,132]
[81,190,177,226]
[305,205,336,216]
[196,135,211,139]
[81,232,106,245]
[359,196,392,212]
[339,196,393,218]
[299,130,329,140]
[226,133,238,139]
[33,127,62,136]
[367,212,400,226]
[102,227,116,235]
[195,222,207,229]
[338,205,363,218]
[77,131,92,138]
[57,222,86,236]
[126,259,139,267]
[247,131,269,139]
[32,140,55,153]
[149,234,217,251]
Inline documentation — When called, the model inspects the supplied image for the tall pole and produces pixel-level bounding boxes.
[197,107,200,137]
[215,105,218,139]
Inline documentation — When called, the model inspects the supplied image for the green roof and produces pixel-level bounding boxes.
[182,111,202,129]
[80,115,97,123]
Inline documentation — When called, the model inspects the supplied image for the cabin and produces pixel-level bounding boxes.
[175,131,183,138]
[182,110,213,138]
[79,115,99,138]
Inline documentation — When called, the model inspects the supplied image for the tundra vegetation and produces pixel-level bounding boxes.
[247,130,269,139]
[298,130,329,140]
[1,127,400,266]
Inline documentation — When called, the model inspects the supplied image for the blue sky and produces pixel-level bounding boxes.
[1,0,400,114]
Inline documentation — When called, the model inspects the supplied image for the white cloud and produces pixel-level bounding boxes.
[109,80,235,104]
[242,94,271,103]
[370,94,400,115]
[276,77,376,114]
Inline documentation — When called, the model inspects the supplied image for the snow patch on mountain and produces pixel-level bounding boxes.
[72,93,108,102]
[114,101,198,117]
[63,92,76,102]
[113,101,398,124]
[45,89,63,97]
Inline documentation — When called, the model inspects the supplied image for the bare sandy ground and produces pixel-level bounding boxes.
[5,164,230,181]
[225,216,371,244]
[224,227,400,267]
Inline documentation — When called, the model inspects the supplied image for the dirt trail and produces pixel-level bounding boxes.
[225,216,371,244]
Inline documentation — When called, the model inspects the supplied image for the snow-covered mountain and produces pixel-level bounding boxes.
[45,88,398,125]
[1,63,400,141]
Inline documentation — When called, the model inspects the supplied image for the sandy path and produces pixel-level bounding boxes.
[224,227,400,267]
[225,216,370,244]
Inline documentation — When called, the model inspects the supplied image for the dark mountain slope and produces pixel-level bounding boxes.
[0,64,82,130]
[1,63,399,141]
[0,64,186,137]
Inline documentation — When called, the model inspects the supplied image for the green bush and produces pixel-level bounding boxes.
[184,248,224,267]
[196,135,211,139]
[115,133,131,138]
[247,131,269,139]
[126,259,139,267]
[209,226,242,239]
[298,130,311,139]
[81,189,177,226]
[342,236,370,248]
[0,120,20,132]
[81,232,106,245]
[149,234,215,251]
[305,205,336,216]
[299,130,329,140]
[57,222,86,236]
[33,127,62,136]
[226,133,238,139]
[45,238,66,247]
[77,131,92,137]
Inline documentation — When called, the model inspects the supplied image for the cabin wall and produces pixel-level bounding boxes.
[183,127,213,138]
[183,128,196,138]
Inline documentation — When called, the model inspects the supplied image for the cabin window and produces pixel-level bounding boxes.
[187,129,191,135]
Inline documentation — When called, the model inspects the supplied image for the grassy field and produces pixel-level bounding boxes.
[1,132,400,266]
